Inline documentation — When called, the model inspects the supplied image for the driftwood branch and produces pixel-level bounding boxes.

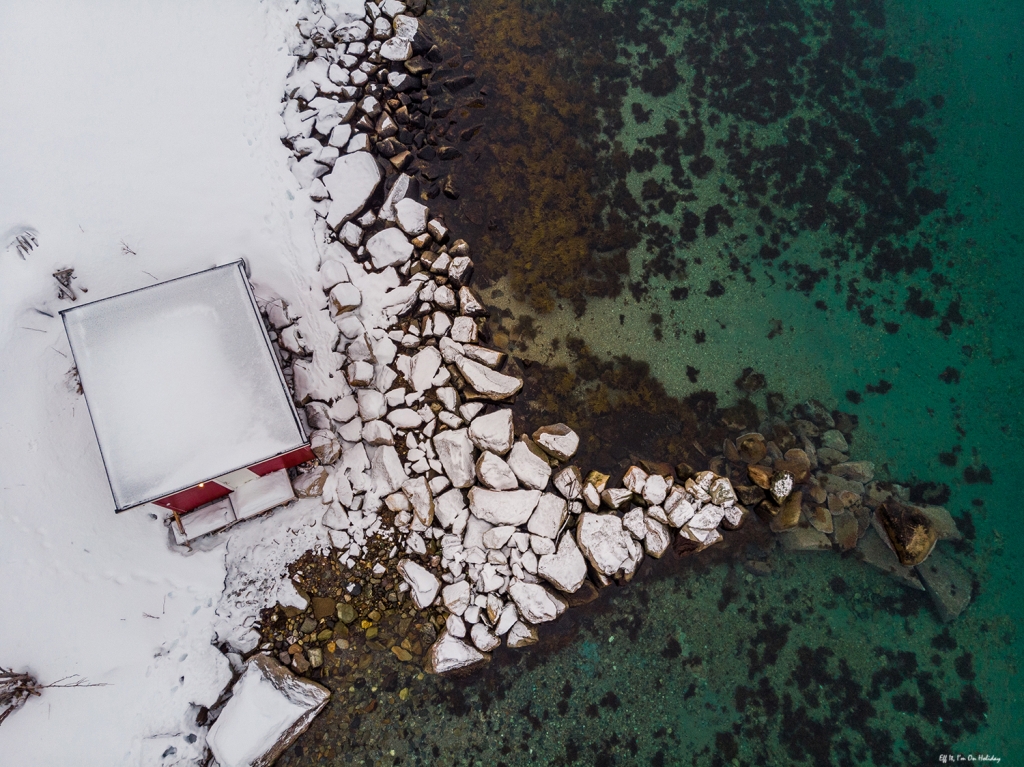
[0,667,110,727]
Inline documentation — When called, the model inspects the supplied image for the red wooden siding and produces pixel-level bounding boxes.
[248,445,314,476]
[154,481,231,513]
[153,444,311,513]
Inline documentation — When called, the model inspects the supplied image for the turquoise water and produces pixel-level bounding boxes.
[279,0,1022,763]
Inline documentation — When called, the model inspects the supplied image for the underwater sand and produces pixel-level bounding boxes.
[278,0,1023,763]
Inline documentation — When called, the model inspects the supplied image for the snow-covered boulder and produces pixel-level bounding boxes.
[395,197,428,235]
[507,440,551,490]
[428,630,490,674]
[442,580,472,615]
[553,466,583,500]
[401,476,433,526]
[526,493,567,539]
[433,428,476,488]
[366,227,414,270]
[397,559,440,608]
[468,409,514,455]
[309,429,341,465]
[576,512,632,576]
[531,423,579,461]
[409,346,442,392]
[455,356,522,400]
[537,534,587,593]
[328,282,361,315]
[644,517,672,558]
[323,151,380,229]
[508,581,567,624]
[370,445,408,496]
[468,487,542,526]
[475,451,519,490]
[206,654,330,767]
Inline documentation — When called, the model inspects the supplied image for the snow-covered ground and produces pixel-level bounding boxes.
[0,2,324,764]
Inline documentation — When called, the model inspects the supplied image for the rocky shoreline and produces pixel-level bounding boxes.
[246,0,970,689]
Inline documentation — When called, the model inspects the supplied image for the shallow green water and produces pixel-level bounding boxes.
[281,0,1022,763]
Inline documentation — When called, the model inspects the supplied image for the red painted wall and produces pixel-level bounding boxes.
[248,445,315,476]
[154,481,231,513]
[152,444,313,513]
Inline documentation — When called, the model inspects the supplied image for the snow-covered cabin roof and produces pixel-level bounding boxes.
[61,262,306,511]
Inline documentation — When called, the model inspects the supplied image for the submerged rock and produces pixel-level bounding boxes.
[916,546,972,622]
[736,432,767,463]
[856,529,924,590]
[876,500,938,566]
[769,470,795,504]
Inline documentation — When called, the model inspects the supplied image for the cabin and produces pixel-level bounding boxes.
[61,261,312,543]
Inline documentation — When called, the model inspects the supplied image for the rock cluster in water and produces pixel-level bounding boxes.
[251,0,969,683]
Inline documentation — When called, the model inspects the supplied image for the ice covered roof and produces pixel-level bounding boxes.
[62,262,306,511]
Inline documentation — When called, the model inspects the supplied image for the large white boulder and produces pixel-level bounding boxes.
[206,654,330,767]
[323,151,381,229]
[442,580,472,615]
[576,513,632,576]
[401,476,433,526]
[531,423,579,461]
[395,197,428,235]
[409,346,442,392]
[468,487,542,526]
[507,440,551,490]
[553,466,583,500]
[366,227,414,270]
[455,355,523,400]
[537,534,587,593]
[526,493,568,539]
[397,559,440,608]
[508,580,567,624]
[370,445,407,496]
[428,630,490,674]
[468,409,515,455]
[644,517,672,558]
[433,428,476,488]
[475,451,519,491]
[434,487,467,529]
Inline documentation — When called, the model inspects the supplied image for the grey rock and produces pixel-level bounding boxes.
[916,546,972,622]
